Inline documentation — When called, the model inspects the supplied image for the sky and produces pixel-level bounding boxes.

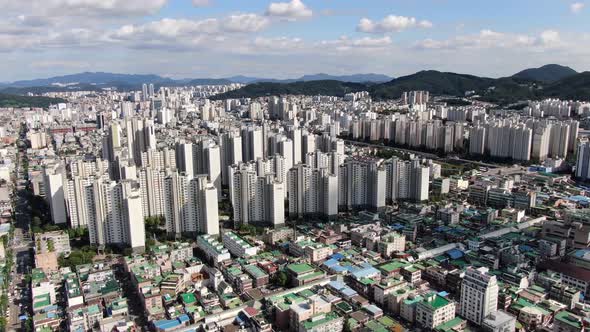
[1,0,589,81]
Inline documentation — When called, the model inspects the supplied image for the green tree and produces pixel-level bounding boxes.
[58,247,96,269]
[272,271,289,287]
[25,317,34,332]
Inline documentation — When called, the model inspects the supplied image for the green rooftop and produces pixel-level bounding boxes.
[33,293,51,309]
[378,260,409,273]
[287,263,315,275]
[181,292,197,304]
[301,312,341,330]
[554,311,582,329]
[244,264,268,279]
[364,320,388,332]
[435,317,465,332]
[422,294,451,310]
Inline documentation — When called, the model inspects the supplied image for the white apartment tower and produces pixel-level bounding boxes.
[575,139,590,180]
[338,158,386,210]
[231,165,285,227]
[44,164,67,225]
[87,180,145,251]
[288,165,338,219]
[460,267,499,326]
[163,172,219,237]
[469,126,486,155]
[385,158,430,202]
[220,131,243,186]
[241,126,264,162]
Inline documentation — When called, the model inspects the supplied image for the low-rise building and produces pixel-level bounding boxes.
[222,231,259,257]
[197,234,231,264]
[415,293,456,329]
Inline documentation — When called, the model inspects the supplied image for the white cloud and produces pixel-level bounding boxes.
[192,0,211,7]
[266,0,312,18]
[2,0,168,16]
[571,2,585,13]
[110,14,269,42]
[105,14,270,51]
[253,36,304,49]
[413,29,561,50]
[318,36,392,51]
[540,30,560,45]
[357,15,433,33]
[224,14,270,33]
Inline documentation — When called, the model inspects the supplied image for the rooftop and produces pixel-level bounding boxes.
[287,263,315,275]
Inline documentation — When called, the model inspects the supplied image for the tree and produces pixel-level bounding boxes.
[58,247,96,269]
[272,271,288,287]
[25,317,34,332]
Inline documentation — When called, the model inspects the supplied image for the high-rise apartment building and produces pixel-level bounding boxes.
[44,164,67,225]
[460,267,499,326]
[288,165,338,219]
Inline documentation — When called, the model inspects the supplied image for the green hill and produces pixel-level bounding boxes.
[370,70,494,100]
[512,64,578,83]
[211,69,590,103]
[0,93,66,108]
[541,72,590,100]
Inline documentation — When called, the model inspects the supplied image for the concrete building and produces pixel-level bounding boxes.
[460,267,499,326]
[197,235,231,264]
[415,293,456,329]
[222,231,259,257]
[44,164,67,224]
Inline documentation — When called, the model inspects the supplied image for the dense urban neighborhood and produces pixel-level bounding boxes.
[0,74,587,332]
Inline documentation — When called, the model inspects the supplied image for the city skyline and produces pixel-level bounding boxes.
[1,0,589,81]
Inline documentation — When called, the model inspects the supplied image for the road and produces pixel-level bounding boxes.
[343,139,500,168]
[8,131,34,331]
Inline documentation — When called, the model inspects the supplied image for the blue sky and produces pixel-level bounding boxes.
[0,0,589,81]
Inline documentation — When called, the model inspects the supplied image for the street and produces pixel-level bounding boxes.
[7,131,34,331]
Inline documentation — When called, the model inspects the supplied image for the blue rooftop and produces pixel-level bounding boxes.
[446,249,464,260]
[154,319,181,330]
[330,253,344,261]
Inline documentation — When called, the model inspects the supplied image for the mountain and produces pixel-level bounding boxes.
[1,72,391,93]
[297,73,392,83]
[213,70,541,103]
[225,73,392,84]
[512,64,577,83]
[225,76,275,84]
[542,72,590,100]
[370,70,494,100]
[9,72,174,88]
[186,78,233,85]
[0,93,66,108]
[210,80,367,100]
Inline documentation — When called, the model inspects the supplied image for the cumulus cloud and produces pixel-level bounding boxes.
[110,14,269,42]
[105,14,270,51]
[571,2,585,13]
[266,0,312,18]
[540,30,560,45]
[357,15,433,33]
